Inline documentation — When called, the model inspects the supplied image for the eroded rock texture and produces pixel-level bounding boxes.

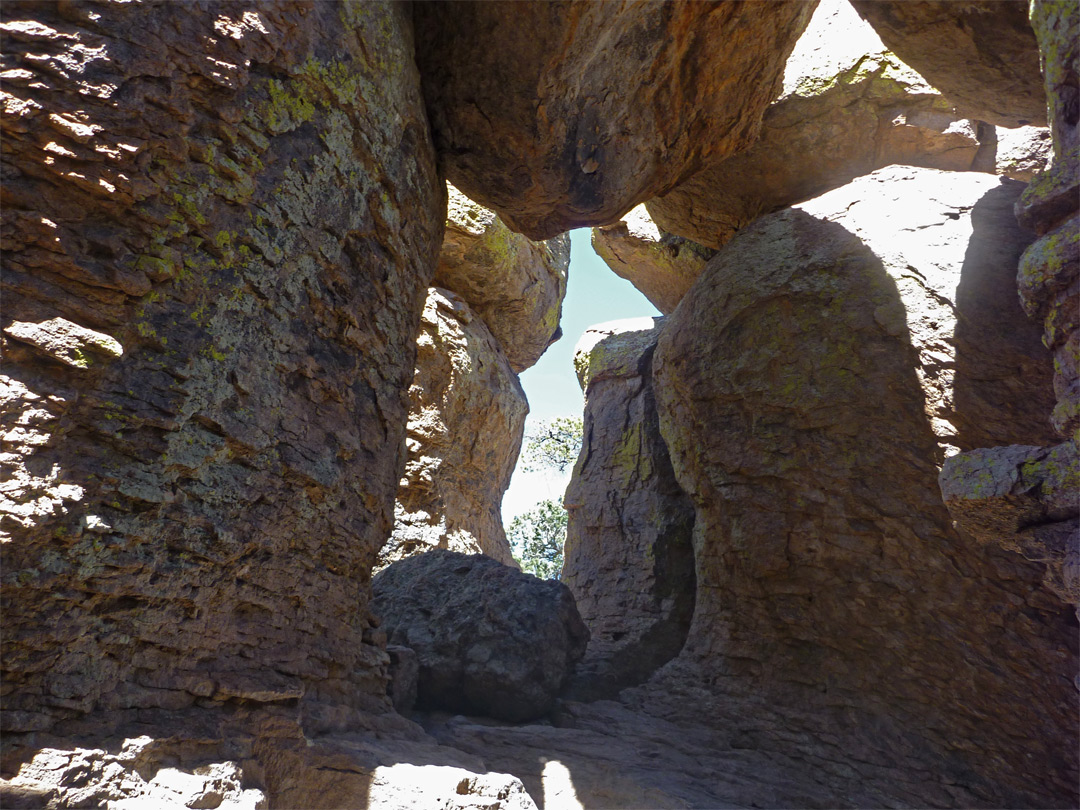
[561,319,695,700]
[590,206,714,315]
[850,0,1046,128]
[414,0,816,239]
[653,167,1075,807]
[1,0,441,750]
[383,288,526,569]
[436,184,570,374]
[647,0,985,249]
[372,550,589,723]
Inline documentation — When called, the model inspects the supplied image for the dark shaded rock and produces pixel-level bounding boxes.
[850,0,1046,128]
[647,0,984,250]
[436,184,570,373]
[0,1,441,739]
[652,167,1075,807]
[562,319,696,700]
[372,550,588,722]
[414,0,816,239]
[383,288,527,569]
[386,646,420,716]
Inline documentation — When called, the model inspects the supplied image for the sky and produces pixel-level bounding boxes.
[501,227,660,523]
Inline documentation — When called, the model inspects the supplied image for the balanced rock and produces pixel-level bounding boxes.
[436,184,570,373]
[850,0,1045,128]
[562,318,696,700]
[590,207,714,315]
[372,550,589,722]
[383,288,527,569]
[647,0,984,249]
[414,0,816,239]
[653,166,1073,806]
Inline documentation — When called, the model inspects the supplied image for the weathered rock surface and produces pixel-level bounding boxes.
[414,0,816,239]
[383,288,526,569]
[1014,0,1080,441]
[940,442,1080,605]
[850,0,1046,128]
[590,207,714,315]
[436,184,570,373]
[1,0,440,745]
[372,550,589,722]
[562,319,696,700]
[979,124,1054,181]
[647,0,985,249]
[653,167,1075,806]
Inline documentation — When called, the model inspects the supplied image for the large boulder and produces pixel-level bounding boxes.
[383,288,526,569]
[0,1,441,743]
[414,0,816,239]
[372,550,588,722]
[850,0,1046,128]
[562,318,696,699]
[646,0,985,249]
[590,207,714,315]
[653,167,1074,806]
[436,184,570,373]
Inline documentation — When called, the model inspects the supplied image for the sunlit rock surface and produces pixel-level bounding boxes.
[850,0,1046,128]
[562,318,695,700]
[647,0,986,249]
[384,288,526,569]
[414,0,816,239]
[436,184,570,374]
[652,166,1074,807]
[590,207,714,314]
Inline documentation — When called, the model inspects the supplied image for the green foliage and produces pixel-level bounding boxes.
[522,416,583,474]
[508,499,567,580]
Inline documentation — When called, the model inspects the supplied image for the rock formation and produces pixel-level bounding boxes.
[850,0,1046,128]
[653,166,1073,806]
[590,207,714,315]
[1,1,441,748]
[647,0,987,249]
[414,0,816,239]
[382,288,526,569]
[372,550,588,722]
[561,318,696,699]
[436,184,570,374]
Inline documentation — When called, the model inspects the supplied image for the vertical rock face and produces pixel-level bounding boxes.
[653,168,1074,806]
[849,0,1046,128]
[562,319,696,700]
[590,206,714,315]
[646,0,987,249]
[1,0,442,739]
[383,288,527,569]
[414,0,817,239]
[436,184,570,374]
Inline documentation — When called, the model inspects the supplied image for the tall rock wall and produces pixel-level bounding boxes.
[414,0,816,239]
[653,167,1074,807]
[383,288,527,569]
[562,319,696,700]
[1,1,442,742]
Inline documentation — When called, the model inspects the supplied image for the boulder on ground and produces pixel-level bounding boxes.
[850,0,1045,128]
[371,550,588,722]
[414,0,816,239]
[436,184,570,373]
[562,318,696,700]
[590,208,714,315]
[383,288,527,569]
[646,0,985,249]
